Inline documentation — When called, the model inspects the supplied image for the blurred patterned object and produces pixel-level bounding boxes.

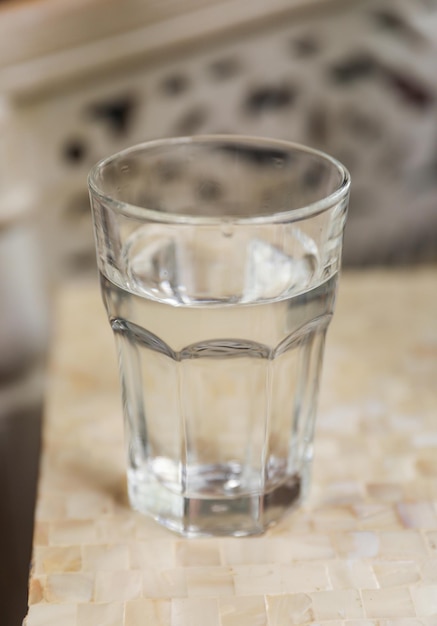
[1,0,436,282]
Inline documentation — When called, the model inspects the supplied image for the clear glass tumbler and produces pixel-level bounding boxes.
[88,136,350,537]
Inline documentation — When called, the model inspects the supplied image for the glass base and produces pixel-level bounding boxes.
[127,462,310,537]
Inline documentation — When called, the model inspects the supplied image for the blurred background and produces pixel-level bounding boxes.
[0,0,436,622]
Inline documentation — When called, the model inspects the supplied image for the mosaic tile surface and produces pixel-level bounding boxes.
[25,269,437,624]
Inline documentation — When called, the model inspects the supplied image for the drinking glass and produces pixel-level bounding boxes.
[88,135,350,536]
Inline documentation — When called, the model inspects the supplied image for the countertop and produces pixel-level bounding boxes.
[25,268,437,625]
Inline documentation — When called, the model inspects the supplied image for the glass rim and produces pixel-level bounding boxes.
[88,134,351,225]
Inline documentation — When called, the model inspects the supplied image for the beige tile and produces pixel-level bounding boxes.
[219,596,267,626]
[333,531,380,558]
[376,621,424,626]
[82,543,129,571]
[135,515,174,540]
[33,521,49,547]
[130,541,176,569]
[124,599,171,626]
[318,481,366,506]
[281,562,330,593]
[77,602,124,626]
[378,532,428,559]
[416,448,437,477]
[311,506,358,532]
[328,561,378,590]
[366,482,404,503]
[220,539,274,565]
[273,535,335,562]
[143,568,187,598]
[362,588,416,618]
[266,593,313,625]
[26,603,77,626]
[96,515,137,543]
[171,597,220,626]
[354,504,402,531]
[28,577,45,604]
[411,585,437,617]
[425,532,437,554]
[221,535,334,565]
[49,520,97,546]
[378,617,430,626]
[33,546,82,574]
[421,559,437,582]
[95,570,142,602]
[36,494,67,521]
[373,561,421,588]
[45,573,94,603]
[311,589,364,619]
[397,503,437,529]
[176,540,221,566]
[403,480,437,501]
[233,565,282,595]
[66,492,115,519]
[186,566,234,597]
